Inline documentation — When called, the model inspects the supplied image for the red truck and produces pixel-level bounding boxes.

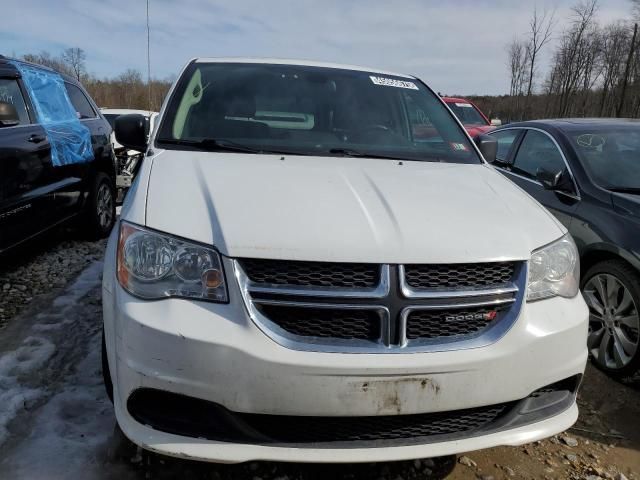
[442,97,501,137]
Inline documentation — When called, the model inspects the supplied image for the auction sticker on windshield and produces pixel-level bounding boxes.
[370,76,419,90]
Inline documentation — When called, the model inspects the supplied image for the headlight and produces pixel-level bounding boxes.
[527,234,579,301]
[117,222,228,302]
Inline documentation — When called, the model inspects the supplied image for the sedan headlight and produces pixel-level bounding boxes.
[527,234,579,301]
[117,222,228,302]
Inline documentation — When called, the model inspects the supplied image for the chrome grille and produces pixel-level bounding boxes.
[404,262,516,290]
[404,306,505,340]
[240,259,380,288]
[256,304,381,340]
[235,260,525,353]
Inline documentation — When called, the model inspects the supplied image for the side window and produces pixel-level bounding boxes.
[0,79,30,125]
[513,130,566,180]
[490,130,520,163]
[64,83,96,119]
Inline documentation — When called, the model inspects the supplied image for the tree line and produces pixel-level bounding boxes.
[468,0,640,123]
[19,48,171,111]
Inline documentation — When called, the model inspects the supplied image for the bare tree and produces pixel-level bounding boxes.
[631,0,640,20]
[599,22,630,115]
[525,5,556,98]
[508,39,528,96]
[22,51,73,76]
[62,47,87,82]
[21,49,171,111]
[506,39,529,120]
[617,23,638,116]
[547,0,600,116]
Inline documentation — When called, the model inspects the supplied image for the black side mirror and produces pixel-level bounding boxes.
[115,114,148,152]
[0,101,20,127]
[536,167,574,193]
[473,134,498,163]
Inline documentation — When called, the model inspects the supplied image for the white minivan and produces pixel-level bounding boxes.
[102,58,588,464]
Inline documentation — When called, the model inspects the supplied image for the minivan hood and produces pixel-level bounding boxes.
[143,151,564,263]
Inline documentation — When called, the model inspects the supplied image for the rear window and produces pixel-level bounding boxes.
[156,62,481,164]
[569,126,640,191]
[64,83,96,119]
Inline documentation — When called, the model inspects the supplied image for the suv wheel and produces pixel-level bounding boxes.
[582,260,640,379]
[85,172,116,239]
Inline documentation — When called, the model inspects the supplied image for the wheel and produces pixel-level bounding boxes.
[582,260,640,379]
[102,329,114,403]
[84,172,116,239]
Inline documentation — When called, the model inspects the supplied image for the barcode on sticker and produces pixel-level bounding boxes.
[370,76,419,90]
[450,143,468,151]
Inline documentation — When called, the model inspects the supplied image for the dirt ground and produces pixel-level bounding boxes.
[445,365,640,480]
[0,234,638,479]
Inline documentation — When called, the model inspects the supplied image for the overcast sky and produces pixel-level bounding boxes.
[2,0,634,95]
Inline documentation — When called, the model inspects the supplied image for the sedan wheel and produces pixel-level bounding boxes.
[584,273,640,371]
[97,183,114,230]
[96,183,113,229]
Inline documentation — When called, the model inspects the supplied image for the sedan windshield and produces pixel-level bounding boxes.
[446,102,488,126]
[569,126,640,191]
[156,62,481,164]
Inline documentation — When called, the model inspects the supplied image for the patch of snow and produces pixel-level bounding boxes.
[0,261,103,448]
[51,261,103,308]
[0,332,133,480]
[0,336,55,443]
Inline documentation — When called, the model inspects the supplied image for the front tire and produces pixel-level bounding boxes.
[84,172,116,239]
[582,260,640,380]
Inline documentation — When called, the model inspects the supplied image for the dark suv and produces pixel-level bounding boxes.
[489,119,640,379]
[0,56,116,253]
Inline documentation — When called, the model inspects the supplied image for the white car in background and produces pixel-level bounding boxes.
[100,108,158,201]
[100,108,158,148]
[102,58,588,464]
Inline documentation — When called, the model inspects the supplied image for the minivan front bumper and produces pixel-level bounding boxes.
[102,238,588,463]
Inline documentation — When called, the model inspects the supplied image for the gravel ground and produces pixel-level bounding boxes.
[0,237,638,480]
[0,229,107,329]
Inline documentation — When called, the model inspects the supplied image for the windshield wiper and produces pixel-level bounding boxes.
[328,148,419,162]
[157,138,262,153]
[607,187,640,195]
[158,138,315,157]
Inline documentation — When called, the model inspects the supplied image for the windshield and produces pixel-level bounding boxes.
[446,102,488,126]
[569,126,640,191]
[156,63,481,164]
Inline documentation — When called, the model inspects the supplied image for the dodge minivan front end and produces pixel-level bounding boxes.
[102,58,588,463]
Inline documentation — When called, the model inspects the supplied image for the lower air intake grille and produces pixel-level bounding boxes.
[257,304,380,340]
[239,259,380,288]
[129,388,524,446]
[243,404,510,443]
